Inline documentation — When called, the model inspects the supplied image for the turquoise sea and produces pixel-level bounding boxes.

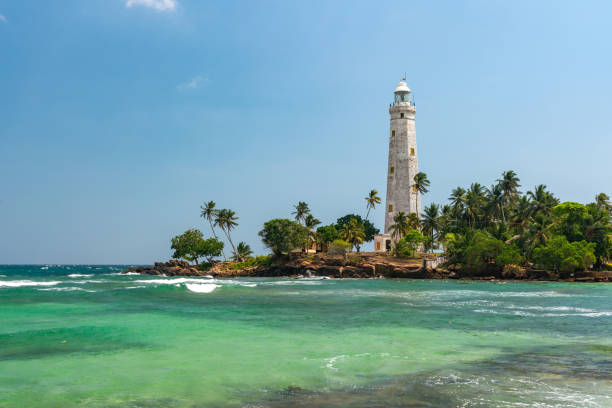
[0,265,611,408]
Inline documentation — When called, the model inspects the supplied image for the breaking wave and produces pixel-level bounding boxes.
[0,280,60,288]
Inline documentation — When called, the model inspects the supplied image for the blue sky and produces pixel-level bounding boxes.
[1,0,611,264]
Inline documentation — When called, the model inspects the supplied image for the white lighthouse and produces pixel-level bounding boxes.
[374,80,420,252]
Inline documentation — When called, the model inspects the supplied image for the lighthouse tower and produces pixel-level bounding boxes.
[384,80,420,235]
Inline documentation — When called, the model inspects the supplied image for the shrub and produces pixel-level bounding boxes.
[533,236,596,272]
[328,239,351,257]
[393,230,425,258]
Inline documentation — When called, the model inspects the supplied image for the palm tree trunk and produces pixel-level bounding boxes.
[222,228,239,261]
[209,219,227,261]
[365,207,371,220]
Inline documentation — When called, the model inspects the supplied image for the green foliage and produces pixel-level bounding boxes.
[465,232,505,271]
[316,224,339,245]
[532,236,596,272]
[393,229,425,258]
[339,218,366,251]
[231,242,253,261]
[230,255,273,270]
[335,214,379,242]
[551,202,589,242]
[328,239,351,257]
[170,229,224,265]
[445,230,522,272]
[258,218,309,256]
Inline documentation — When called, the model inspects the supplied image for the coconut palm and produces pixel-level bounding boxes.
[595,193,611,212]
[528,185,559,216]
[364,189,381,220]
[464,183,485,227]
[200,200,226,260]
[422,203,440,252]
[292,201,310,224]
[496,170,521,223]
[215,209,239,260]
[231,242,253,261]
[304,214,321,252]
[407,213,421,230]
[486,184,504,223]
[413,172,430,218]
[339,218,365,252]
[389,212,409,240]
[509,196,532,234]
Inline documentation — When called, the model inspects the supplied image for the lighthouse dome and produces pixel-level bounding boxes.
[394,81,411,93]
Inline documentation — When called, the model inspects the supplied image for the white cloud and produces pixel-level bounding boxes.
[177,75,209,90]
[0,14,7,23]
[125,0,177,11]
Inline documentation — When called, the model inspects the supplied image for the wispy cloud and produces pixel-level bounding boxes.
[125,0,177,12]
[177,75,209,91]
[0,14,7,23]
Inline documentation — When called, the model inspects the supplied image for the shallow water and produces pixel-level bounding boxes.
[0,265,611,407]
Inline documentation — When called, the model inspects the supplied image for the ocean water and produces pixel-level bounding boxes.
[0,265,611,408]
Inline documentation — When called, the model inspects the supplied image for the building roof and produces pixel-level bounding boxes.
[394,80,411,93]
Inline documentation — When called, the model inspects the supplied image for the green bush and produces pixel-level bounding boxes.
[258,219,309,256]
[393,230,425,258]
[328,239,351,257]
[230,255,274,270]
[533,236,596,272]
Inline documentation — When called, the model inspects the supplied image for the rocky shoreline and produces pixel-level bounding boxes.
[122,254,612,282]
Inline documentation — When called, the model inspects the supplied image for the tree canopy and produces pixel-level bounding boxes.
[170,229,224,265]
[258,218,309,256]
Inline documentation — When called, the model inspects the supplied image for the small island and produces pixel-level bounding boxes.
[124,171,612,283]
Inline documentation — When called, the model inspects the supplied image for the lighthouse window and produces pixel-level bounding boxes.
[400,113,404,118]
[389,204,393,212]
[391,130,395,137]
[390,166,394,174]
[410,148,415,155]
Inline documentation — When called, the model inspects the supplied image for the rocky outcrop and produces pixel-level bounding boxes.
[122,255,611,282]
[122,260,204,276]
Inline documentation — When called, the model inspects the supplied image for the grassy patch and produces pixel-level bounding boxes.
[230,255,274,270]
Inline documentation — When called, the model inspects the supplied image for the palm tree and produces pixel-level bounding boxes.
[422,203,440,252]
[292,202,310,224]
[364,189,381,220]
[215,209,239,260]
[528,185,559,217]
[595,193,611,212]
[486,184,504,223]
[407,213,421,230]
[200,200,226,260]
[526,212,552,257]
[449,187,466,228]
[339,218,365,252]
[389,212,409,240]
[509,195,532,234]
[413,172,430,218]
[304,214,321,252]
[465,183,485,227]
[496,170,521,223]
[231,242,253,261]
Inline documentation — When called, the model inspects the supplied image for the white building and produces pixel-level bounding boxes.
[374,80,420,252]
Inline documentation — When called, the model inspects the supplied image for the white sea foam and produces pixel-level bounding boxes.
[40,266,49,270]
[106,272,140,276]
[186,283,218,293]
[134,278,211,285]
[68,273,94,278]
[0,280,60,288]
[38,287,96,293]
